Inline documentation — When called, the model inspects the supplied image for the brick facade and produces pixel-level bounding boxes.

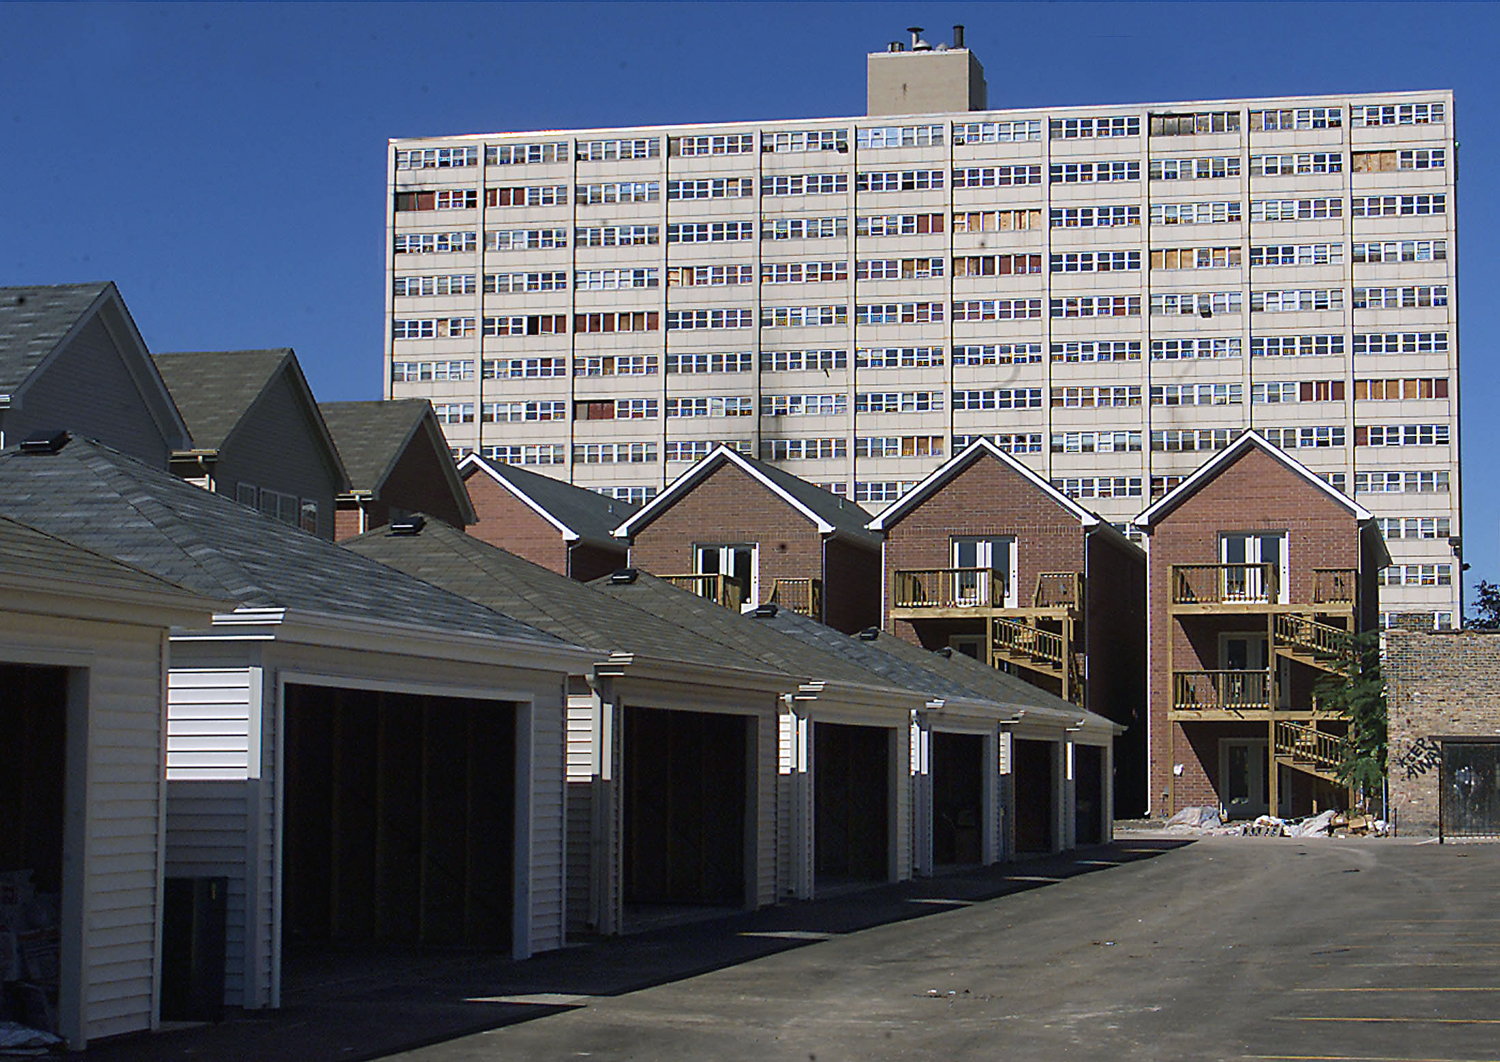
[333,427,473,540]
[624,462,879,633]
[1386,630,1500,837]
[1144,445,1371,817]
[878,451,1146,812]
[464,470,574,575]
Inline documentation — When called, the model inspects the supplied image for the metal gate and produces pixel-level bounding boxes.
[1439,739,1500,841]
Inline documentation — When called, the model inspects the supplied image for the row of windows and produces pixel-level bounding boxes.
[400,236,1446,302]
[397,103,1445,172]
[1378,564,1453,587]
[396,193,1450,258]
[402,147,1446,210]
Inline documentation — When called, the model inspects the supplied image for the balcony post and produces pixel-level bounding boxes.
[1267,717,1279,817]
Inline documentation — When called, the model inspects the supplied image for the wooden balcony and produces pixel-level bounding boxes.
[891,567,1007,618]
[768,577,822,619]
[1034,571,1083,610]
[1313,568,1357,607]
[1171,563,1279,610]
[1173,669,1272,712]
[659,572,745,611]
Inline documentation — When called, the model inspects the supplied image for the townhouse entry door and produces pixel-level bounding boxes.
[1220,739,1270,820]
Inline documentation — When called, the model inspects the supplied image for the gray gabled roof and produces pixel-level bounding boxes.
[590,570,921,696]
[343,517,781,677]
[151,349,292,451]
[320,399,475,522]
[0,283,113,394]
[0,435,568,647]
[614,446,879,548]
[0,513,225,609]
[459,454,637,551]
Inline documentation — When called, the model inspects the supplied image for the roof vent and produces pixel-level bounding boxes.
[609,568,639,584]
[907,25,932,50]
[858,627,881,641]
[19,429,69,454]
[753,603,779,618]
[936,646,954,658]
[389,514,426,536]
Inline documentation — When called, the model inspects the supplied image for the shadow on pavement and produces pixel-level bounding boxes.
[81,839,1188,1062]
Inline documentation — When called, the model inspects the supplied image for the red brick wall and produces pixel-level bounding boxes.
[334,503,364,541]
[464,471,571,575]
[881,456,1087,634]
[569,542,630,583]
[1086,529,1148,815]
[626,462,827,605]
[823,538,882,633]
[378,427,473,530]
[1145,446,1364,814]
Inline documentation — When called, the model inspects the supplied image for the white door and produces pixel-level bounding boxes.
[1220,532,1287,603]
[1218,633,1289,709]
[697,544,757,609]
[952,537,1017,607]
[1220,739,1269,820]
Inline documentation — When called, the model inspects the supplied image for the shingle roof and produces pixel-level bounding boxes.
[150,349,292,451]
[590,571,922,695]
[615,446,879,547]
[0,513,222,606]
[460,455,637,550]
[854,629,1097,727]
[0,436,568,647]
[747,608,1010,710]
[343,518,780,676]
[318,399,428,492]
[0,283,112,394]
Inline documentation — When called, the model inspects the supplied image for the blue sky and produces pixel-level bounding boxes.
[1,2,1494,595]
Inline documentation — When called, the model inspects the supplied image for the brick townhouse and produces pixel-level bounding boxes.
[614,444,882,632]
[868,437,1147,813]
[1134,430,1386,819]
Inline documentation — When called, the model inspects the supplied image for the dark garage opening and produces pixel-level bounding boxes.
[1014,739,1055,855]
[932,732,985,866]
[0,664,68,1034]
[1074,744,1105,846]
[623,706,747,910]
[281,685,516,963]
[814,722,889,885]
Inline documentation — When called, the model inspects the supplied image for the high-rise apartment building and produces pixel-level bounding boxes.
[385,28,1460,626]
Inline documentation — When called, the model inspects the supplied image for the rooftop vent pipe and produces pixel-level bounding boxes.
[19,429,69,454]
[907,25,932,50]
[753,603,779,618]
[389,514,426,536]
[609,568,639,584]
[858,627,881,641]
[953,24,965,48]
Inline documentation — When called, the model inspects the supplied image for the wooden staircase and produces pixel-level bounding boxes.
[1273,614,1355,674]
[989,616,1082,703]
[1273,720,1344,784]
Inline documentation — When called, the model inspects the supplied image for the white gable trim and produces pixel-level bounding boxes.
[1133,429,1371,528]
[867,437,1099,531]
[613,445,835,539]
[458,454,579,541]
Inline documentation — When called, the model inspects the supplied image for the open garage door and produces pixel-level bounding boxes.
[1014,739,1055,855]
[932,732,984,866]
[281,686,516,957]
[623,706,746,910]
[814,722,889,886]
[0,665,67,1035]
[1074,744,1105,846]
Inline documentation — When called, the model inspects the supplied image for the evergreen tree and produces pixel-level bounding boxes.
[1468,580,1500,630]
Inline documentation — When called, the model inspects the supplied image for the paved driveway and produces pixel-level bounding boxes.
[87,836,1500,1062]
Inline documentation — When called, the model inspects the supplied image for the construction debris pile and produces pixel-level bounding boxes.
[1163,806,1392,838]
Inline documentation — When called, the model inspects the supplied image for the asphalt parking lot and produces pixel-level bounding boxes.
[87,835,1500,1062]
